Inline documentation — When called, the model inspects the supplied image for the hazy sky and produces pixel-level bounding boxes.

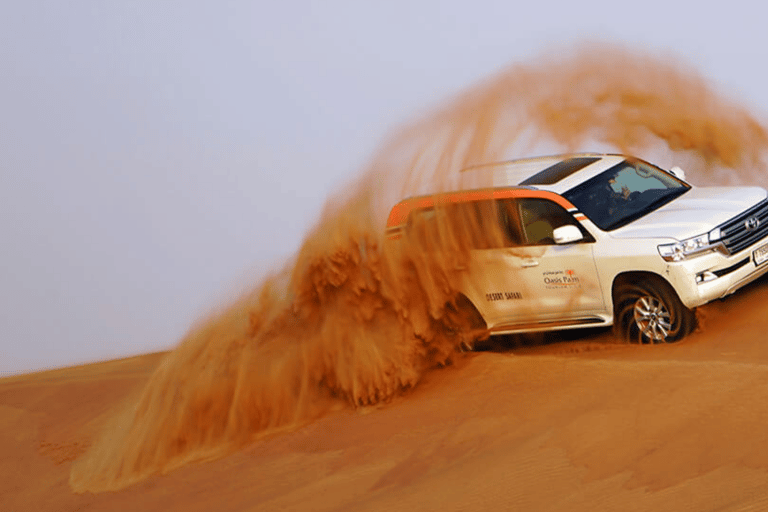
[2,1,767,374]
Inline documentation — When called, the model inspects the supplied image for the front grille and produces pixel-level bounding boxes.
[719,198,768,254]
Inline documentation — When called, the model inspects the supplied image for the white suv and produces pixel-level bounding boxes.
[386,154,768,343]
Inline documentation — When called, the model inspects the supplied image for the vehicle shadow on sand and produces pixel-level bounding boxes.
[473,326,617,355]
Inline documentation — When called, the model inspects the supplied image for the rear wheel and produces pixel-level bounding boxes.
[613,277,695,344]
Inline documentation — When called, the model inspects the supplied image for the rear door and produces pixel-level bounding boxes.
[459,198,532,326]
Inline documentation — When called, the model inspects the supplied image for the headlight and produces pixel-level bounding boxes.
[658,229,723,262]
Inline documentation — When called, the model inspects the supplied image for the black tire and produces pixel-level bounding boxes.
[613,277,696,344]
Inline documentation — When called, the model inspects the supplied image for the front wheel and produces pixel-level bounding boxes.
[613,277,696,344]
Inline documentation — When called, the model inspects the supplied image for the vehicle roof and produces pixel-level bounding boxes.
[460,153,628,194]
[387,154,639,229]
[386,187,576,228]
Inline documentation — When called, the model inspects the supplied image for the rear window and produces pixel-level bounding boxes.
[519,157,600,186]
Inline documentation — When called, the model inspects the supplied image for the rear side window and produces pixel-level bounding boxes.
[518,198,593,245]
[407,199,523,249]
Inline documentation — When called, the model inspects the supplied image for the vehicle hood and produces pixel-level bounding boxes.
[610,186,767,240]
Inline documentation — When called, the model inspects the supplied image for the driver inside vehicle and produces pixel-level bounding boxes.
[609,177,632,200]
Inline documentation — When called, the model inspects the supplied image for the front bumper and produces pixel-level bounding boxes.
[676,239,768,308]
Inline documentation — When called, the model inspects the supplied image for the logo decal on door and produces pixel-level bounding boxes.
[543,269,581,288]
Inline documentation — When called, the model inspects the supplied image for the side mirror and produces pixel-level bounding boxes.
[669,166,687,181]
[553,225,584,244]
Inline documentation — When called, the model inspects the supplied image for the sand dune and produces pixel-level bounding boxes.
[4,276,768,511]
[6,44,768,510]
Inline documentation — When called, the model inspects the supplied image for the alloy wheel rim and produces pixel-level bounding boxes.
[633,295,672,342]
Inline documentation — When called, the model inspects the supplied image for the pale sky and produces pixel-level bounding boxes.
[2,1,767,375]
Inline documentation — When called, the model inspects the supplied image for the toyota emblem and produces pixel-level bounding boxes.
[745,216,761,231]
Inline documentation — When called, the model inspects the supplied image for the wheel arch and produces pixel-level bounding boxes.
[451,293,488,330]
[610,271,686,309]
[611,270,697,343]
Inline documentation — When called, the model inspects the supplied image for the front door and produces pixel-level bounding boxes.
[462,197,604,330]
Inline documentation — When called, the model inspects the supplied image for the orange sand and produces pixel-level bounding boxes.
[4,43,768,509]
[4,277,768,510]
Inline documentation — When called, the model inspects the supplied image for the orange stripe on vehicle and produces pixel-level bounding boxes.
[386,197,436,228]
[386,188,576,227]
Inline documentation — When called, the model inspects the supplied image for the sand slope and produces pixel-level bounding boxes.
[6,45,768,510]
[4,276,768,511]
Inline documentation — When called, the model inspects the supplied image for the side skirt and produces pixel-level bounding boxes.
[488,315,612,336]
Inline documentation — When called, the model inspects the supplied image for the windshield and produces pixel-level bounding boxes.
[562,159,690,231]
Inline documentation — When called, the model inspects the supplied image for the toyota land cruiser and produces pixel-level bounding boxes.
[386,154,768,343]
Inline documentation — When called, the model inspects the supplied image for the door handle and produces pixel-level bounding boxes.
[521,259,539,268]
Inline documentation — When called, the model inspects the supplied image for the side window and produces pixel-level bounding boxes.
[518,198,587,245]
[407,199,522,250]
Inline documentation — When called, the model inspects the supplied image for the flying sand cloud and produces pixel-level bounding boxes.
[70,43,768,492]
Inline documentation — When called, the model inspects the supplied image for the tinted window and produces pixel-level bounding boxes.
[563,159,689,231]
[407,199,522,249]
[518,198,590,245]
